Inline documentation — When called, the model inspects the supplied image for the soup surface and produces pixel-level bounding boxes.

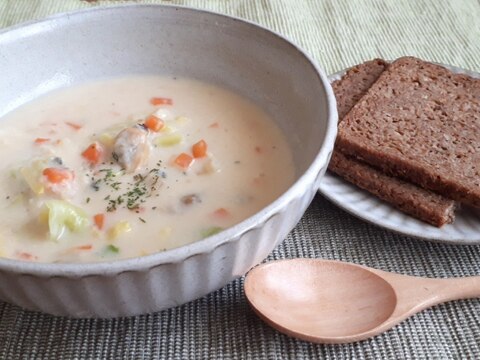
[0,76,295,262]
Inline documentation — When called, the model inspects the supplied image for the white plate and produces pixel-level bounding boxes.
[318,62,480,244]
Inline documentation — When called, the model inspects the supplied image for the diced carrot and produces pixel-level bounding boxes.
[76,244,93,251]
[192,140,207,158]
[34,138,50,144]
[17,252,37,261]
[212,207,230,218]
[82,142,103,165]
[252,175,265,186]
[94,214,105,230]
[144,115,164,132]
[209,122,219,128]
[65,121,83,130]
[150,97,173,106]
[42,167,74,184]
[174,153,194,169]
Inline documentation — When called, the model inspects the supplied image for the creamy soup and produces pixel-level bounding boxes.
[0,76,295,262]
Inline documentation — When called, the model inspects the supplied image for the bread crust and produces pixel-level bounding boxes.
[330,152,456,226]
[329,58,456,226]
[336,57,480,207]
[332,58,388,119]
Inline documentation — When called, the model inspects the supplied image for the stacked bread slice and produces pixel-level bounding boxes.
[329,57,480,227]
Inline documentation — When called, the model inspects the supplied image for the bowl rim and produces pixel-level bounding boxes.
[0,3,337,276]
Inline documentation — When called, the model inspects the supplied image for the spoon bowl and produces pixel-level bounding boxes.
[245,259,480,343]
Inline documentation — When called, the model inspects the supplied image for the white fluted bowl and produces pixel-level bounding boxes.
[0,5,336,317]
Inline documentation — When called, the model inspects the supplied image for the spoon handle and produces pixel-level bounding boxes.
[370,270,480,318]
[433,276,480,302]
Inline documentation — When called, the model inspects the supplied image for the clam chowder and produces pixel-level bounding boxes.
[0,76,295,262]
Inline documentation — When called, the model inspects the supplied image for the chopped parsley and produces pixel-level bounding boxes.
[89,163,165,213]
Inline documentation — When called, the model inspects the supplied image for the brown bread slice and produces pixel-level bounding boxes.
[332,58,389,119]
[329,58,456,226]
[330,152,456,226]
[336,57,480,208]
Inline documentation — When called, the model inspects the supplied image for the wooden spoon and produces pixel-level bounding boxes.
[244,259,480,344]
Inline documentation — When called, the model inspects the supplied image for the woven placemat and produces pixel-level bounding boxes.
[0,196,479,359]
[0,0,479,358]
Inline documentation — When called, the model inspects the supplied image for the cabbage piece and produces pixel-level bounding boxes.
[175,116,190,125]
[44,200,90,241]
[20,159,46,195]
[97,133,115,147]
[160,125,176,134]
[200,226,224,238]
[107,221,132,240]
[155,133,183,147]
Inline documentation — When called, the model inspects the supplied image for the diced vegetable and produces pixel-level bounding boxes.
[192,140,207,158]
[174,153,194,169]
[94,214,105,230]
[17,252,37,261]
[155,133,183,147]
[20,159,47,195]
[103,244,120,254]
[197,158,218,175]
[200,226,224,238]
[34,138,50,144]
[107,221,132,240]
[144,115,164,132]
[42,167,74,184]
[82,142,103,165]
[65,121,83,130]
[76,244,93,251]
[43,200,90,241]
[160,125,176,134]
[175,116,190,125]
[159,227,172,241]
[212,208,230,218]
[154,108,173,120]
[98,133,115,147]
[150,97,173,106]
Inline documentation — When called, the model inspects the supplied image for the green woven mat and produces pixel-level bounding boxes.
[0,1,479,359]
[1,0,479,74]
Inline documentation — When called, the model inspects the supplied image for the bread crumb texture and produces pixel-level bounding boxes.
[337,57,480,207]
